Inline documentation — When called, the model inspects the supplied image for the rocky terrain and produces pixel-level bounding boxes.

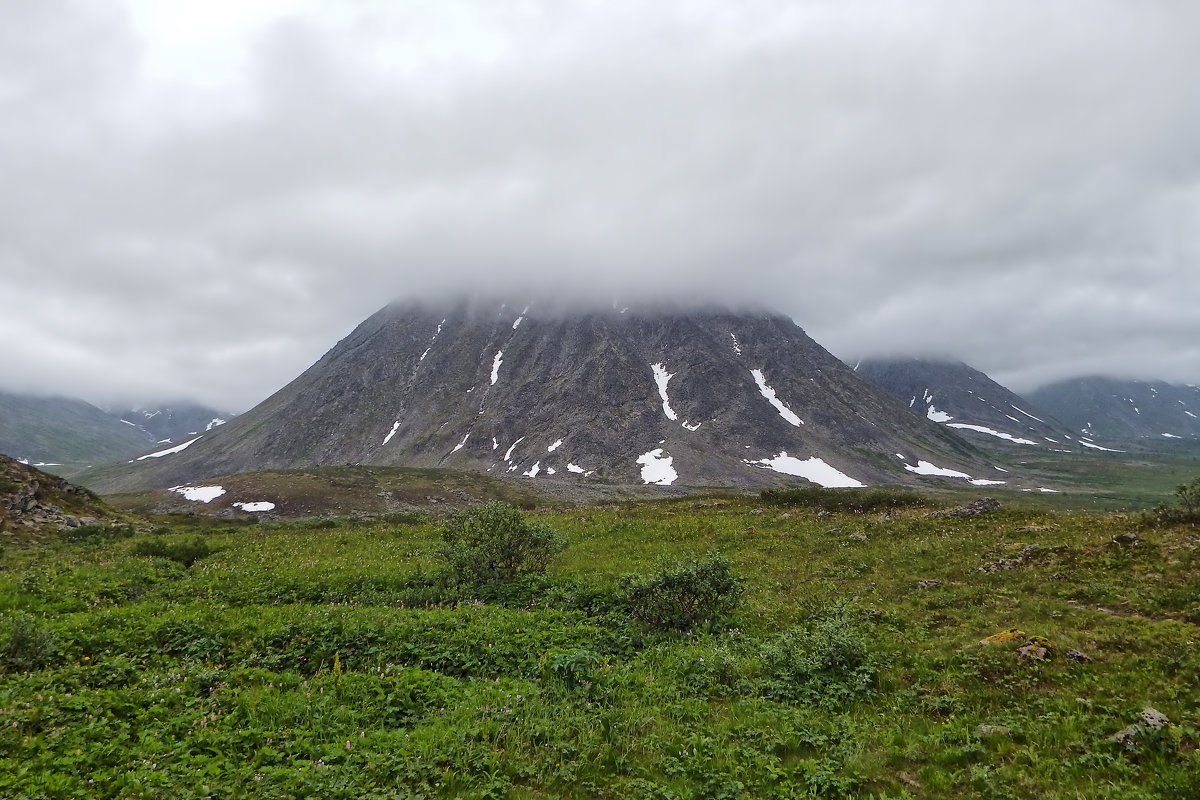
[0,455,117,539]
[1029,376,1200,442]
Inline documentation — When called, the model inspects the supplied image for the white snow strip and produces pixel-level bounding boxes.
[567,463,585,474]
[1162,433,1182,439]
[420,347,431,362]
[926,405,953,423]
[1187,411,1198,419]
[234,501,275,512]
[16,457,29,465]
[512,316,524,330]
[523,461,541,478]
[945,423,1038,445]
[1010,405,1046,423]
[490,351,503,384]
[745,452,865,488]
[120,419,137,426]
[492,437,499,450]
[729,333,742,355]
[1079,439,1125,452]
[650,363,679,421]
[969,479,1007,486]
[750,369,803,426]
[909,396,916,408]
[382,420,401,445]
[135,436,202,461]
[206,418,227,430]
[548,438,563,452]
[170,485,225,503]
[637,449,678,485]
[904,460,972,479]
[504,436,525,461]
[547,467,556,475]
[451,433,470,454]
[682,421,702,431]
[1036,487,1060,493]
[994,465,1009,472]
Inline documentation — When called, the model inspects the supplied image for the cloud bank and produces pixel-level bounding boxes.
[2,0,1199,410]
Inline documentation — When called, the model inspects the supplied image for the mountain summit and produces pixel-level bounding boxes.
[87,300,994,492]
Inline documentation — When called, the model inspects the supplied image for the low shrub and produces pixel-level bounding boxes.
[0,613,56,673]
[620,552,744,631]
[437,502,567,583]
[131,536,216,567]
[59,523,135,544]
[756,605,878,706]
[760,486,927,513]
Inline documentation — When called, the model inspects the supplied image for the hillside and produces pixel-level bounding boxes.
[83,301,998,494]
[1029,377,1200,442]
[0,389,153,469]
[111,404,231,444]
[0,454,120,540]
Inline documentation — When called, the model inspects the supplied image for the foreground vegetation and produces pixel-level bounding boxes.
[2,488,1198,798]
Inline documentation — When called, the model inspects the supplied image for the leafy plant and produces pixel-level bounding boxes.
[437,502,566,583]
[756,605,878,706]
[620,552,744,631]
[131,536,216,567]
[0,613,56,673]
[759,486,926,513]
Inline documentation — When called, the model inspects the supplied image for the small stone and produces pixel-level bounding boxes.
[1139,708,1170,730]
[932,497,1000,519]
[817,510,832,519]
[915,579,943,588]
[976,724,1011,739]
[748,508,764,516]
[1065,648,1092,663]
[1112,532,1140,546]
[848,532,868,541]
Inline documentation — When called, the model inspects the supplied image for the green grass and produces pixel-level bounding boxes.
[1,493,1198,798]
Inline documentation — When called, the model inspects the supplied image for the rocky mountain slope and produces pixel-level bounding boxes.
[0,455,118,539]
[855,358,1084,450]
[1029,377,1200,442]
[111,404,231,443]
[84,300,1001,493]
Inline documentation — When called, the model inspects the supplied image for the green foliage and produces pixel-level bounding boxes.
[756,605,878,706]
[58,523,134,544]
[1146,475,1200,525]
[0,613,56,673]
[131,536,216,567]
[1175,476,1200,516]
[437,501,567,583]
[620,552,744,631]
[759,486,927,513]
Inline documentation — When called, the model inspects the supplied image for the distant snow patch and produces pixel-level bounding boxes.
[512,316,524,330]
[523,461,541,478]
[729,333,742,355]
[206,418,227,430]
[1010,405,1046,423]
[750,369,803,427]
[945,423,1038,445]
[650,363,679,421]
[135,436,202,461]
[904,461,972,479]
[170,485,225,503]
[548,439,563,452]
[1186,411,1198,419]
[504,437,525,461]
[994,465,1009,472]
[1079,439,1124,452]
[120,419,137,426]
[382,420,401,445]
[490,351,504,385]
[926,406,953,423]
[547,467,556,475]
[682,421,702,431]
[451,433,470,454]
[1162,433,1182,439]
[745,452,865,488]
[234,501,275,512]
[637,449,678,485]
[567,463,585,474]
[969,479,1007,486]
[492,437,499,450]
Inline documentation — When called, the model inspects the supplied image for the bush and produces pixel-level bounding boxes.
[757,605,877,706]
[760,486,927,513]
[437,502,567,583]
[131,536,216,567]
[1146,476,1200,526]
[0,614,56,673]
[620,552,744,631]
[59,523,135,544]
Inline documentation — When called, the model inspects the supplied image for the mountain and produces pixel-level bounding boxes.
[111,404,231,443]
[0,389,154,469]
[1028,377,1200,442]
[855,358,1081,450]
[83,300,1000,494]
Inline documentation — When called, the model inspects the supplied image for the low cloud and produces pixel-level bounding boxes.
[2,1,1199,410]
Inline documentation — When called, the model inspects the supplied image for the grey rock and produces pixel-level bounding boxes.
[976,724,1011,739]
[932,497,1001,519]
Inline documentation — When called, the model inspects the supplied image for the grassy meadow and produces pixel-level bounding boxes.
[2,487,1199,798]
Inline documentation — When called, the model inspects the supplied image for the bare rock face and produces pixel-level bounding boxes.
[0,455,114,537]
[86,300,990,493]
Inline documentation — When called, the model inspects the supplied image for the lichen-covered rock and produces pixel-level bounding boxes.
[980,628,1025,646]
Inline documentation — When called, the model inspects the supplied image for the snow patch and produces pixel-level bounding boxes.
[750,369,803,427]
[729,333,742,355]
[547,467,556,475]
[926,405,953,423]
[504,437,525,461]
[170,485,225,503]
[492,437,499,450]
[945,423,1038,445]
[969,479,1007,486]
[548,439,563,452]
[206,418,227,431]
[567,463,585,474]
[135,436,202,461]
[450,433,470,454]
[744,453,865,488]
[682,421,702,431]
[650,363,679,421]
[490,351,504,384]
[234,501,275,512]
[1010,405,1046,423]
[523,461,541,478]
[1079,439,1125,452]
[903,461,972,479]
[1162,433,1182,439]
[382,420,401,445]
[636,449,678,485]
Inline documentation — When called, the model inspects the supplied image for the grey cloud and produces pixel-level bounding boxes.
[2,1,1200,411]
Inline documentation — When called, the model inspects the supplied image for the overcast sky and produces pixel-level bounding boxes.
[3,0,1199,413]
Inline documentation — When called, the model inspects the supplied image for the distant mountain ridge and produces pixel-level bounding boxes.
[83,300,1004,493]
[1028,377,1200,442]
[855,358,1082,450]
[0,389,231,472]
